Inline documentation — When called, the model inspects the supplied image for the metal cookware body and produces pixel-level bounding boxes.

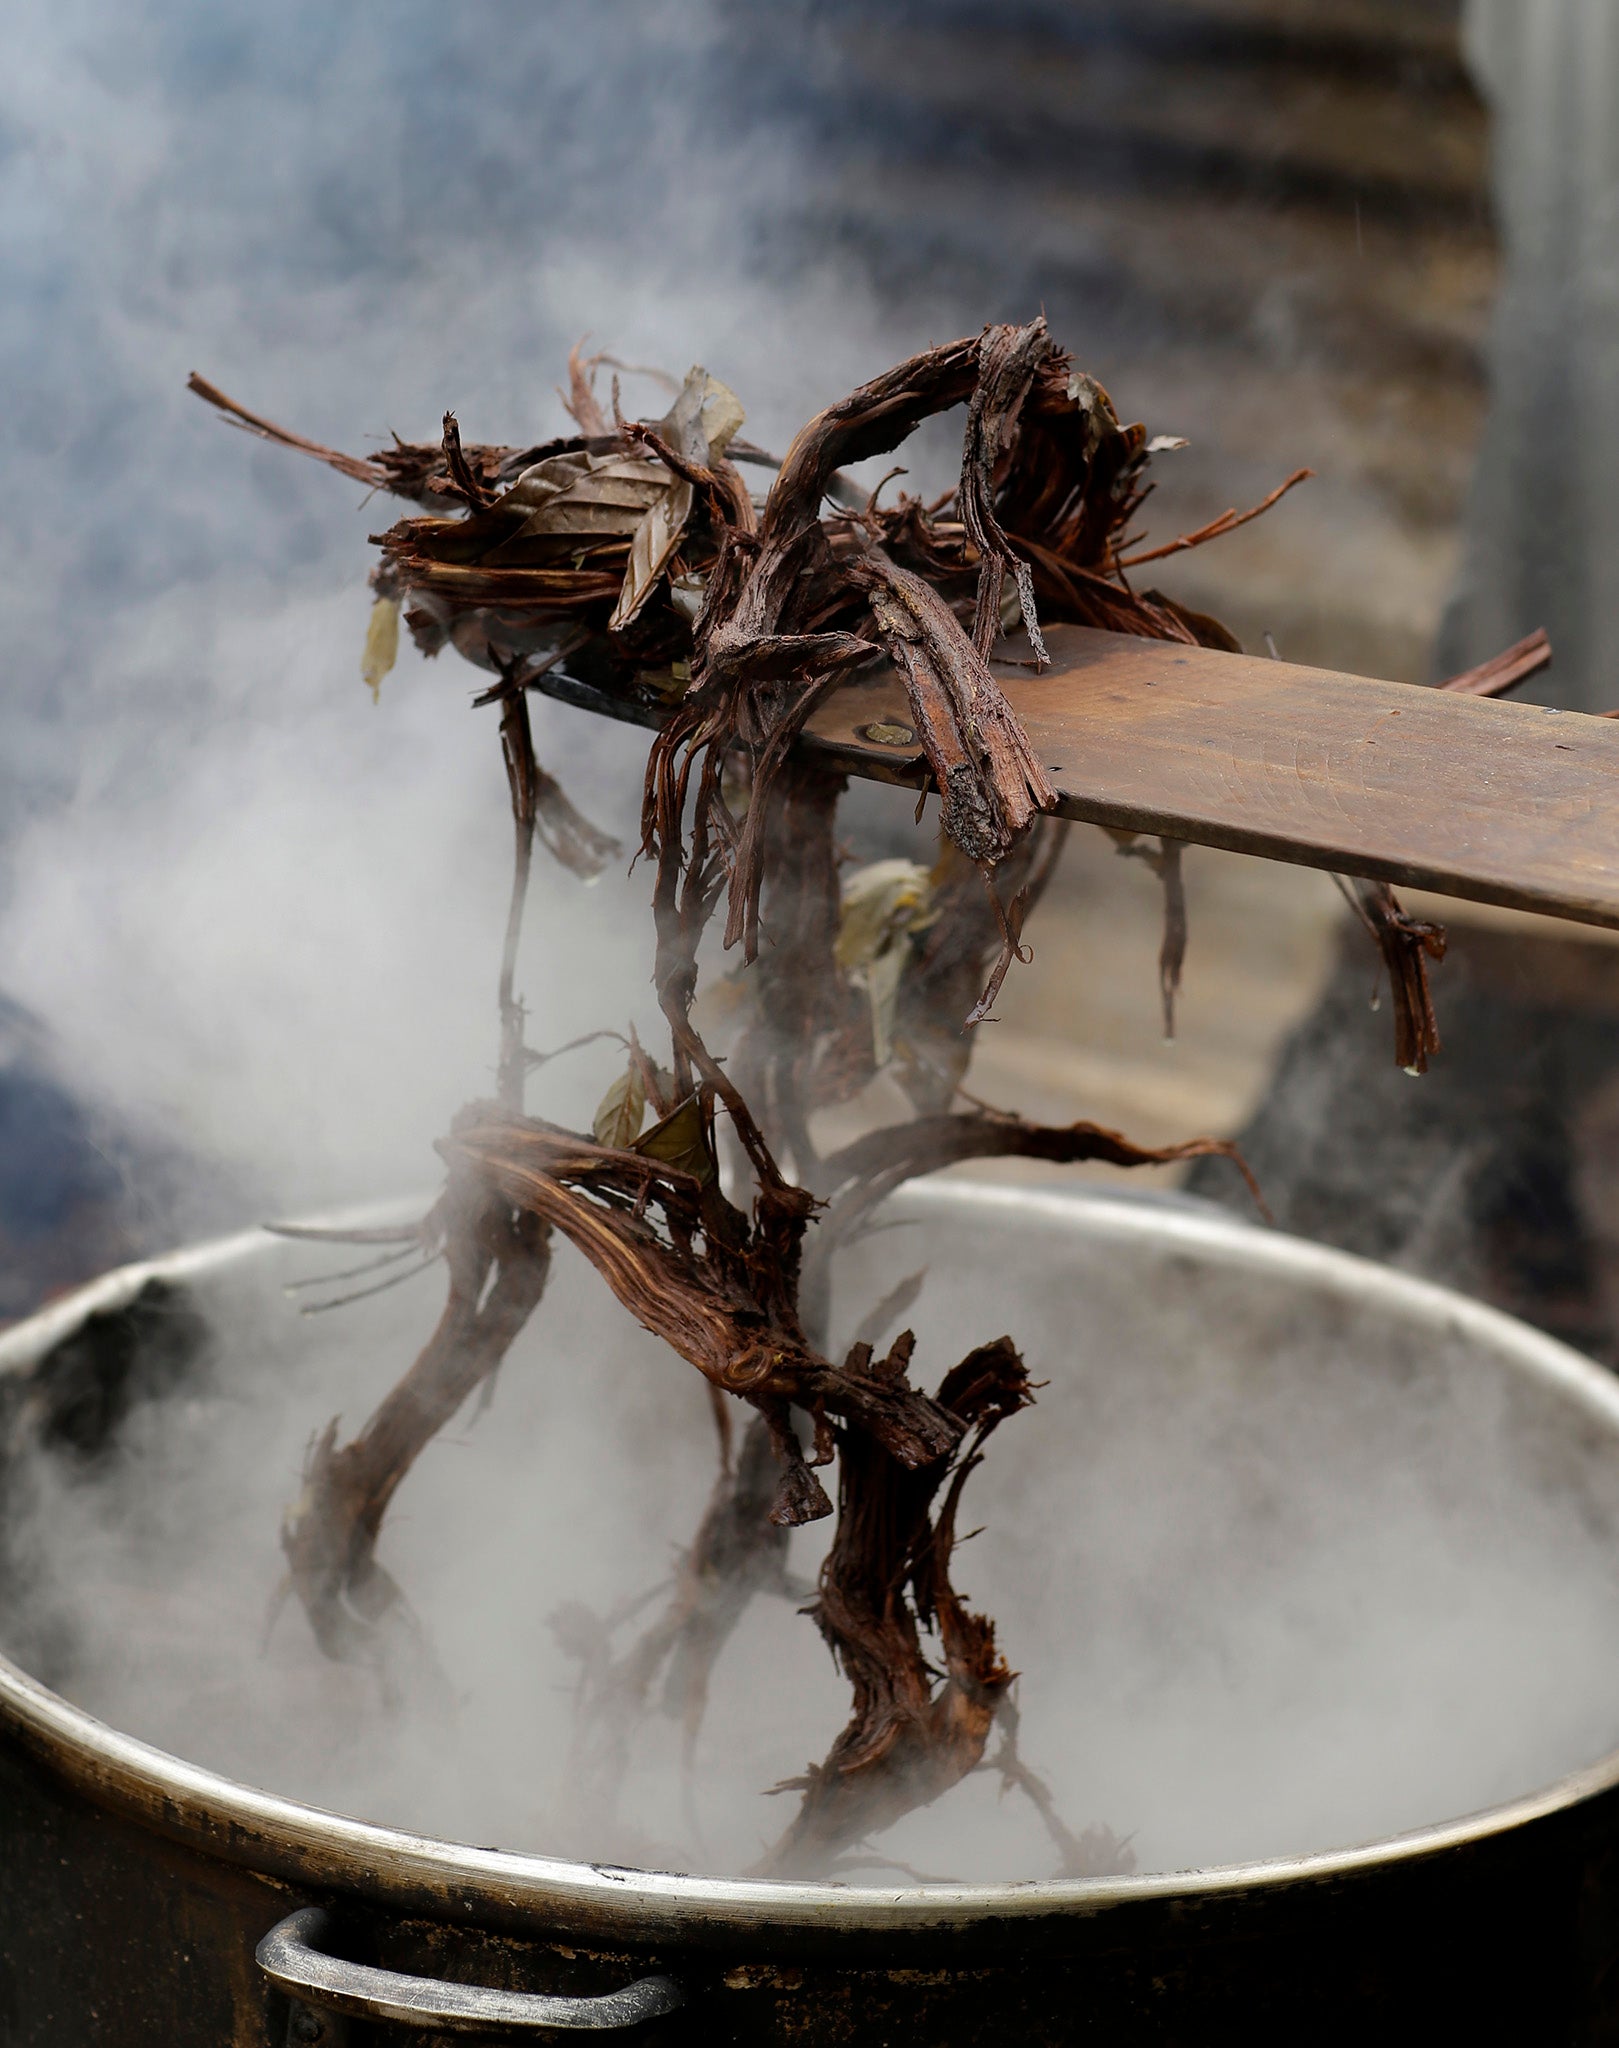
[3,1182,1619,2044]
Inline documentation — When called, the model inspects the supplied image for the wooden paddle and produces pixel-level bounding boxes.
[789,621,1619,933]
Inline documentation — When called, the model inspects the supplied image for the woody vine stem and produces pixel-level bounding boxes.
[196,319,1432,1877]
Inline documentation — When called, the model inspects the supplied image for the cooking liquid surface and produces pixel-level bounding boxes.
[7,1186,1619,1884]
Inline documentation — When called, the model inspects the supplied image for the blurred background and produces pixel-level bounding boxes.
[5,0,1619,1357]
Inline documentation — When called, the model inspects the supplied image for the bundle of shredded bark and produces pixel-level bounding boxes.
[193,321,1320,1880]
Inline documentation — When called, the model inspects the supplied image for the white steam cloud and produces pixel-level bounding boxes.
[0,0,963,1213]
[14,1187,1619,1881]
[10,0,1617,1894]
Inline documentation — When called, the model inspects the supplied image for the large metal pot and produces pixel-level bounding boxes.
[5,1180,1619,2044]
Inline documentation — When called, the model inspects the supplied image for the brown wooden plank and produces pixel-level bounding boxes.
[801,621,1619,932]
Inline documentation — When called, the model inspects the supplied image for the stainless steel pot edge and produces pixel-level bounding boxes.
[0,1194,434,1374]
[5,1178,1619,1947]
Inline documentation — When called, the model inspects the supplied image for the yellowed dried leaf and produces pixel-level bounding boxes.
[609,368,743,631]
[632,1094,716,1185]
[360,596,399,703]
[697,373,744,455]
[610,476,694,632]
[496,452,672,555]
[835,859,936,974]
[836,859,940,1066]
[592,1064,647,1150]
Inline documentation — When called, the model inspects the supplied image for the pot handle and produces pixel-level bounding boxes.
[257,1905,684,2034]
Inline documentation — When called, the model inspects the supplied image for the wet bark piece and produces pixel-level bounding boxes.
[280,1169,552,1660]
[1110,832,1187,1038]
[1351,881,1447,1075]
[848,553,1054,867]
[644,324,1069,970]
[758,1335,1033,1879]
[811,1109,1265,1273]
[441,1106,965,1518]
[958,319,1054,663]
[892,825,1066,1113]
[725,755,869,1187]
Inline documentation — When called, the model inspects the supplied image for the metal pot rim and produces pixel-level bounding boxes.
[6,1177,1619,1943]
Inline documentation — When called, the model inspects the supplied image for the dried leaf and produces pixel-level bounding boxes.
[836,859,939,1065]
[697,374,744,457]
[498,451,673,550]
[864,944,910,1068]
[659,362,745,466]
[632,1093,716,1185]
[592,1064,647,1150]
[835,859,936,974]
[611,475,694,632]
[360,596,399,702]
[610,366,744,633]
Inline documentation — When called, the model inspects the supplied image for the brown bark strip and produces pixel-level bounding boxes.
[850,551,1055,868]
[1349,880,1448,1073]
[813,1107,1267,1265]
[959,318,1054,663]
[1155,839,1188,1039]
[1114,467,1313,569]
[562,339,614,441]
[1113,833,1189,1038]
[756,1334,1033,1878]
[280,1165,552,1661]
[963,863,1037,1028]
[441,410,496,510]
[644,326,1069,976]
[487,657,618,1101]
[1439,627,1552,697]
[726,755,867,1188]
[440,1106,965,1515]
[892,824,1066,1112]
[186,371,389,489]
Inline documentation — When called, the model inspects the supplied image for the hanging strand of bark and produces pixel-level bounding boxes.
[1357,880,1448,1075]
[1333,875,1448,1074]
[1110,832,1188,1039]
[757,1333,1033,1878]
[281,1162,552,1661]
